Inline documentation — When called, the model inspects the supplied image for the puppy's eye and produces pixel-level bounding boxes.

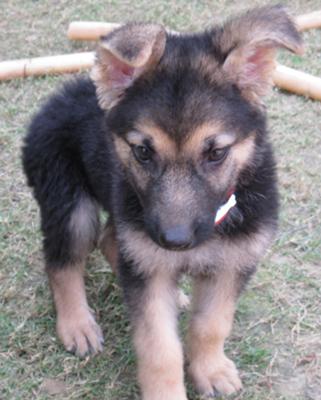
[132,145,153,164]
[206,147,229,164]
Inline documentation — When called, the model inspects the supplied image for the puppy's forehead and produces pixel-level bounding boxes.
[130,119,236,158]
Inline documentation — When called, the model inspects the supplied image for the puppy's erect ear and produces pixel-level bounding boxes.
[217,5,303,103]
[91,23,166,110]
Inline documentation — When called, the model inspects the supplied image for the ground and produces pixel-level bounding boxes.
[0,1,320,399]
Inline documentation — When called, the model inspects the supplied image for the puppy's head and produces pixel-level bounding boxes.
[92,6,302,251]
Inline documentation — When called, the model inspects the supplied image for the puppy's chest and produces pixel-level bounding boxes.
[119,225,273,277]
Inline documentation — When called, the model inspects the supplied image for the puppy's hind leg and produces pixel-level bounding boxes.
[99,219,118,274]
[48,263,103,357]
[46,196,103,357]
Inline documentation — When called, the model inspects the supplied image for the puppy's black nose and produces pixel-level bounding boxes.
[159,225,193,250]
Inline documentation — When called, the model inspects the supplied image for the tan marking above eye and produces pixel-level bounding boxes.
[126,130,146,146]
[231,134,255,170]
[123,120,252,165]
[134,120,176,158]
[214,132,237,149]
[182,122,236,158]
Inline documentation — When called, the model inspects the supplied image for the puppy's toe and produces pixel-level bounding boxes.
[189,354,242,397]
[57,306,103,357]
[211,358,242,396]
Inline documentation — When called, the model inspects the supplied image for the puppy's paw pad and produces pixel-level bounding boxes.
[57,307,103,357]
[189,355,242,397]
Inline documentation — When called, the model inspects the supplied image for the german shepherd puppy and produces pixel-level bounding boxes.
[23,6,302,399]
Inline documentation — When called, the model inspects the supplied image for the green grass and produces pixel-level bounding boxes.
[1,1,320,399]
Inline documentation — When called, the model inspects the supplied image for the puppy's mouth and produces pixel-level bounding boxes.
[157,240,196,252]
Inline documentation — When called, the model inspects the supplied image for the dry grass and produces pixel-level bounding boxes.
[0,1,320,399]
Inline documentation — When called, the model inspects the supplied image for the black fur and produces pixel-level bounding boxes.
[23,78,113,267]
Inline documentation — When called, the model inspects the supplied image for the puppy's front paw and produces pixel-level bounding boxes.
[189,353,242,397]
[56,306,104,357]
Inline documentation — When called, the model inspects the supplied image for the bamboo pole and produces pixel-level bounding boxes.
[0,52,95,81]
[1,53,321,102]
[296,10,321,31]
[273,64,321,101]
[66,12,321,41]
[67,22,120,40]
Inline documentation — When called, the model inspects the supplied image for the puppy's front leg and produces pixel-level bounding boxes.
[187,270,242,397]
[120,263,187,400]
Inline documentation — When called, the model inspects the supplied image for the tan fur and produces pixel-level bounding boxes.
[113,122,178,191]
[68,196,99,259]
[197,132,255,194]
[126,130,146,145]
[99,223,190,310]
[214,132,237,149]
[113,124,176,165]
[182,122,231,157]
[135,120,176,158]
[99,221,118,273]
[232,134,256,171]
[117,119,255,198]
[133,272,187,400]
[187,271,242,395]
[159,165,197,211]
[113,136,131,167]
[114,120,254,189]
[48,265,103,357]
[113,123,177,192]
[119,222,275,277]
[118,222,273,397]
[185,128,254,195]
[113,135,151,189]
